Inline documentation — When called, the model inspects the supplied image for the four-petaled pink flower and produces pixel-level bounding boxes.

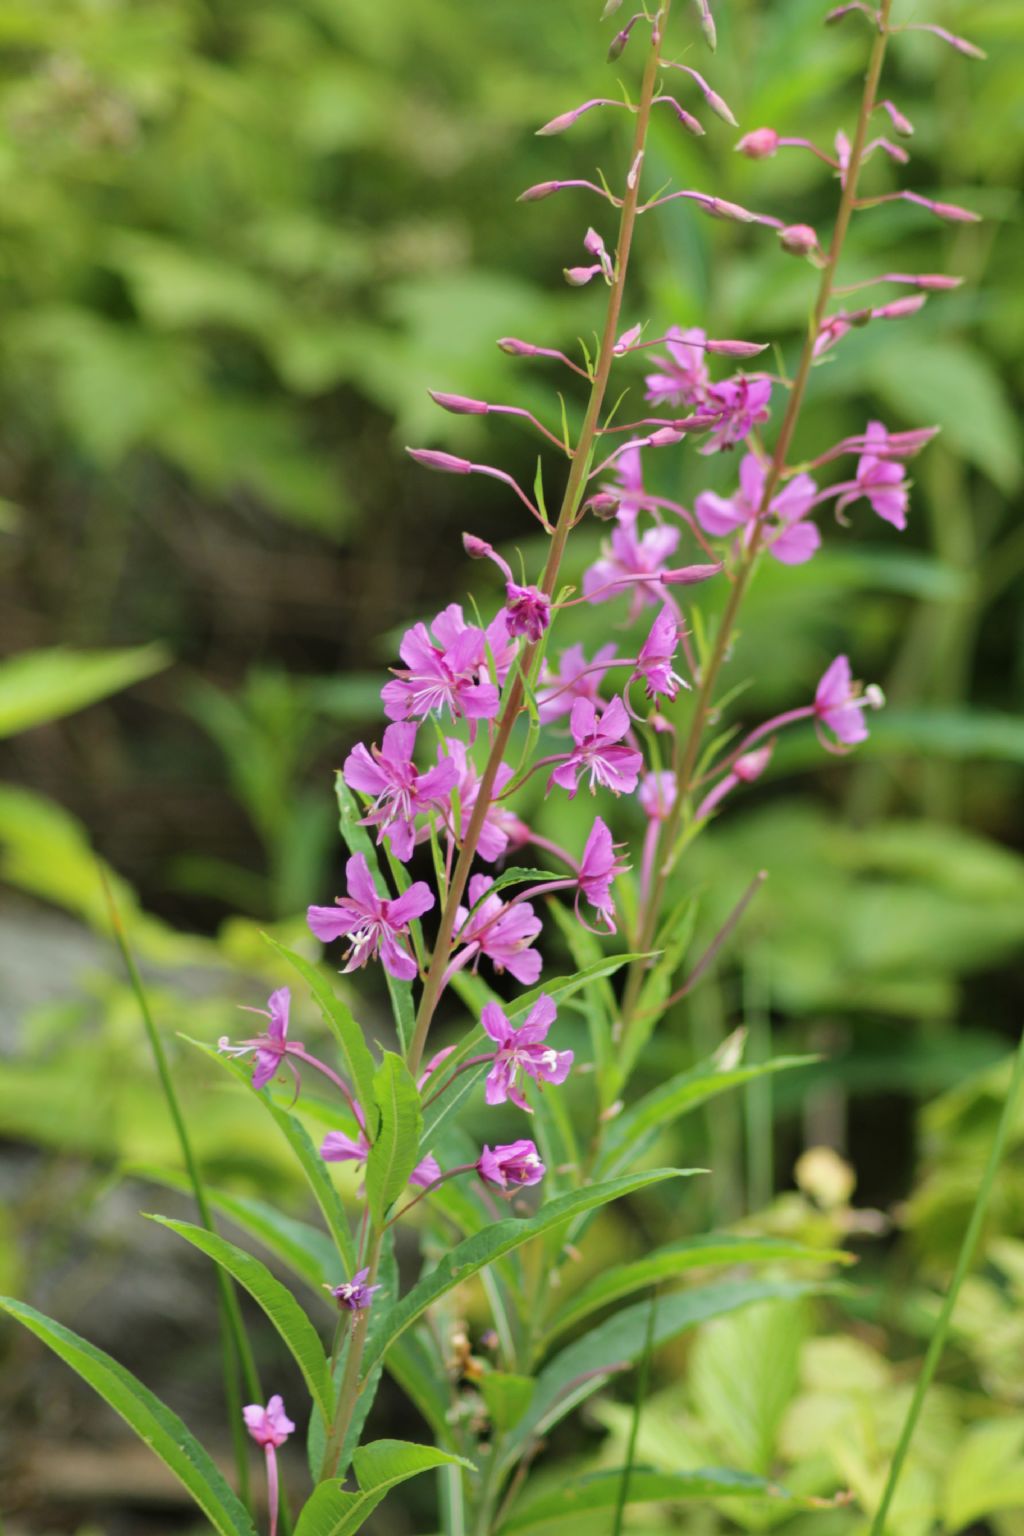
[453,875,543,985]
[482,995,573,1112]
[584,523,680,620]
[243,1396,294,1449]
[814,655,884,750]
[344,723,458,861]
[308,853,433,980]
[835,420,910,529]
[550,696,643,798]
[633,606,688,699]
[327,1268,382,1312]
[644,325,710,408]
[218,987,303,1093]
[577,816,628,932]
[381,604,503,723]
[537,641,618,724]
[695,453,821,565]
[321,1101,441,1188]
[504,582,551,641]
[478,1139,546,1189]
[444,739,528,862]
[699,375,772,454]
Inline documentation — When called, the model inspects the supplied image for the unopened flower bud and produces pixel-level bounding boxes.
[778,223,820,257]
[518,181,560,203]
[661,561,723,586]
[872,294,928,320]
[601,0,624,15]
[406,448,473,474]
[648,426,685,446]
[706,338,768,358]
[734,744,774,783]
[430,390,489,416]
[584,491,620,520]
[703,196,761,224]
[607,13,642,60]
[463,533,494,560]
[878,99,914,137]
[613,322,644,355]
[497,336,538,356]
[704,88,737,127]
[736,126,779,159]
[694,0,716,50]
[564,264,601,286]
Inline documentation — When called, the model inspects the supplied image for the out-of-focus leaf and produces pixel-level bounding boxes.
[499,1466,796,1532]
[0,644,169,738]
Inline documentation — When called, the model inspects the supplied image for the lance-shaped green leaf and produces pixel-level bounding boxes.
[334,775,415,1049]
[0,643,169,738]
[545,1234,854,1343]
[294,1440,474,1536]
[599,1056,817,1174]
[509,1278,831,1462]
[499,1466,796,1531]
[263,936,377,1114]
[0,1297,256,1536]
[187,1039,356,1270]
[366,1052,423,1227]
[149,1216,335,1424]
[362,1170,688,1378]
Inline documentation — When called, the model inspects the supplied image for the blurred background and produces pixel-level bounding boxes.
[1,0,1022,1532]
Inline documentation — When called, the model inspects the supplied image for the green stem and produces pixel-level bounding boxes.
[867,1029,1024,1536]
[100,873,264,1517]
[618,0,894,1037]
[319,1229,384,1480]
[406,1,672,1077]
[611,1289,658,1536]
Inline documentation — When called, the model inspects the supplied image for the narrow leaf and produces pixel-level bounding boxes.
[263,937,377,1113]
[294,1440,473,1536]
[366,1052,424,1227]
[500,1466,795,1531]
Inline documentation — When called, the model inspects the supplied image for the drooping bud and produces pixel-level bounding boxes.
[701,195,762,224]
[661,561,724,586]
[463,532,498,562]
[904,23,986,60]
[705,338,769,358]
[497,336,538,356]
[601,0,624,16]
[406,448,473,474]
[902,191,981,224]
[429,390,489,416]
[661,62,737,126]
[778,223,821,257]
[693,0,716,50]
[733,743,774,783]
[518,181,561,202]
[583,491,620,520]
[655,95,704,136]
[871,294,928,320]
[584,226,614,280]
[564,264,603,286]
[536,98,625,136]
[825,2,880,24]
[736,126,779,159]
[877,98,914,137]
[881,273,962,290]
[608,12,643,60]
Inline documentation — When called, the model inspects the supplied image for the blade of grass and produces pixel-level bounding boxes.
[610,1288,658,1536]
[867,1030,1024,1536]
[100,871,268,1519]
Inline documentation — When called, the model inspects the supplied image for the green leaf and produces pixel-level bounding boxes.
[545,1235,852,1343]
[263,936,377,1113]
[481,1373,535,1436]
[617,895,698,1087]
[365,1052,424,1228]
[294,1440,473,1536]
[499,1466,795,1532]
[149,1216,335,1424]
[361,1170,688,1378]
[600,1056,817,1173]
[0,1297,256,1536]
[944,1418,1024,1530]
[0,645,170,739]
[334,775,415,1048]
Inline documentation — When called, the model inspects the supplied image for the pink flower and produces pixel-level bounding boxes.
[443,739,527,862]
[699,375,772,454]
[218,987,303,1093]
[602,442,651,523]
[504,583,551,641]
[453,875,543,985]
[577,816,628,932]
[537,641,618,724]
[322,1101,440,1188]
[307,854,433,980]
[633,606,688,698]
[344,723,458,861]
[327,1268,382,1312]
[381,604,502,723]
[482,995,573,1112]
[736,126,780,159]
[478,1139,546,1189]
[639,770,677,820]
[644,326,710,408]
[243,1396,294,1449]
[695,453,820,564]
[549,696,643,798]
[584,522,680,620]
[814,655,884,749]
[836,421,910,529]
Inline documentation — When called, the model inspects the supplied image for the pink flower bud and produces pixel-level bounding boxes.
[736,126,779,159]
[702,196,762,224]
[648,426,686,446]
[908,23,986,59]
[734,744,774,783]
[704,88,737,127]
[706,338,769,358]
[564,264,602,287]
[497,337,540,356]
[657,96,705,136]
[406,448,473,474]
[778,223,820,256]
[463,533,494,560]
[694,0,716,50]
[872,294,928,320]
[613,323,644,355]
[536,108,582,137]
[518,181,560,202]
[584,491,620,521]
[608,13,643,60]
[878,99,914,137]
[881,273,962,290]
[661,561,723,586]
[429,390,489,416]
[905,192,981,224]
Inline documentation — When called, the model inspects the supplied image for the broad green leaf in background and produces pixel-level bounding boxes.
[148,1216,335,1424]
[293,1440,474,1536]
[0,644,169,738]
[0,1297,257,1536]
[365,1052,423,1227]
[944,1417,1024,1531]
[499,1466,797,1533]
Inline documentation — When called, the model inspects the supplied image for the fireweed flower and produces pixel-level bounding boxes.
[307,853,433,980]
[537,641,618,723]
[322,1101,441,1188]
[639,770,678,820]
[699,374,772,453]
[583,521,681,619]
[815,655,884,749]
[442,739,528,861]
[463,534,551,641]
[577,815,629,932]
[695,453,821,564]
[834,420,911,528]
[549,696,643,798]
[381,604,504,723]
[602,442,655,522]
[218,987,303,1092]
[633,605,688,698]
[344,722,458,861]
[327,1268,382,1312]
[482,996,572,1112]
[478,1139,546,1189]
[244,1396,293,1536]
[452,875,543,984]
[644,325,710,407]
